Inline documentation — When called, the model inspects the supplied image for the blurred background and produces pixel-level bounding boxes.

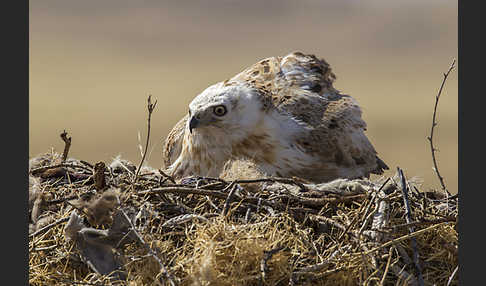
[29,0,457,194]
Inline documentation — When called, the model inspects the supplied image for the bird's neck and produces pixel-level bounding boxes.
[170,130,232,179]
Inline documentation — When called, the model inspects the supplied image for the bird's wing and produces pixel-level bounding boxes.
[163,113,188,168]
[226,51,338,114]
[227,51,388,180]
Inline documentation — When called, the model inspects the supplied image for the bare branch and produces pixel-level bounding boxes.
[362,222,449,255]
[221,183,239,217]
[29,216,70,239]
[93,161,107,191]
[260,246,286,283]
[398,167,424,286]
[379,246,394,286]
[60,130,72,162]
[428,59,456,197]
[118,208,176,286]
[134,95,158,183]
[447,265,458,286]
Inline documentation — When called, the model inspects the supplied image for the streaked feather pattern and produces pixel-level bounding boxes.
[163,52,388,182]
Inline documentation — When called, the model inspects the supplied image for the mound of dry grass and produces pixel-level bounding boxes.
[29,151,458,286]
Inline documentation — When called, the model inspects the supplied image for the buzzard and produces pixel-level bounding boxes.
[163,52,388,182]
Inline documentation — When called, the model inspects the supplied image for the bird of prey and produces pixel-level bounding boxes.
[163,51,388,183]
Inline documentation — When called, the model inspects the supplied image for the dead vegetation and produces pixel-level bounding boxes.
[29,60,457,285]
[28,149,458,285]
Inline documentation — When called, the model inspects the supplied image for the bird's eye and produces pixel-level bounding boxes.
[213,105,227,116]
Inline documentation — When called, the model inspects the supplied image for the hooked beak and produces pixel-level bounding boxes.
[189,116,199,134]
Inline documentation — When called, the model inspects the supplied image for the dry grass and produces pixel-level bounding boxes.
[29,151,458,286]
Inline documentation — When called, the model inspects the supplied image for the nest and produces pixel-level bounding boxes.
[29,151,458,286]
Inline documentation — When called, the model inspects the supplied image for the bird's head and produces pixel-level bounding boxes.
[186,82,264,139]
[166,82,268,179]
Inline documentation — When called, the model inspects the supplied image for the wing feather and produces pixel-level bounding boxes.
[163,114,188,168]
[163,51,388,181]
[226,51,388,179]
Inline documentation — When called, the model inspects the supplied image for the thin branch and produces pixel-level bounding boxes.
[362,222,449,255]
[30,163,93,175]
[139,186,284,211]
[379,246,394,286]
[158,169,176,184]
[308,214,372,241]
[289,193,367,206]
[260,246,286,283]
[221,184,239,217]
[427,59,456,197]
[79,160,94,169]
[447,265,458,286]
[139,186,229,200]
[229,177,308,192]
[398,167,424,286]
[118,208,176,286]
[293,247,346,275]
[134,95,158,183]
[93,161,107,191]
[46,190,96,206]
[390,264,419,286]
[60,130,72,162]
[29,216,70,239]
[383,217,455,230]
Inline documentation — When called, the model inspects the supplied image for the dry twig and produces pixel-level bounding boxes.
[260,246,286,284]
[221,183,239,216]
[363,222,449,255]
[29,216,70,239]
[158,168,176,184]
[398,167,424,286]
[60,130,72,162]
[134,95,157,183]
[118,208,176,286]
[93,162,107,191]
[379,246,394,286]
[30,163,93,176]
[447,265,458,286]
[427,59,456,197]
[29,148,458,285]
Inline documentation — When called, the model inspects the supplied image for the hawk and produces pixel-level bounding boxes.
[163,51,388,183]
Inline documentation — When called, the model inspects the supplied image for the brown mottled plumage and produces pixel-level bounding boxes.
[163,51,388,182]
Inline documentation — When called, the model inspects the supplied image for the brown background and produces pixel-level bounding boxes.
[29,1,458,193]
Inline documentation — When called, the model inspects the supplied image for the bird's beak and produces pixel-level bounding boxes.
[189,116,199,134]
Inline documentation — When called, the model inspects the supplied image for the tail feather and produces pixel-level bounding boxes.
[372,156,389,175]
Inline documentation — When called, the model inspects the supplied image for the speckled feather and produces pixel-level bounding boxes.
[163,113,188,169]
[163,51,388,182]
